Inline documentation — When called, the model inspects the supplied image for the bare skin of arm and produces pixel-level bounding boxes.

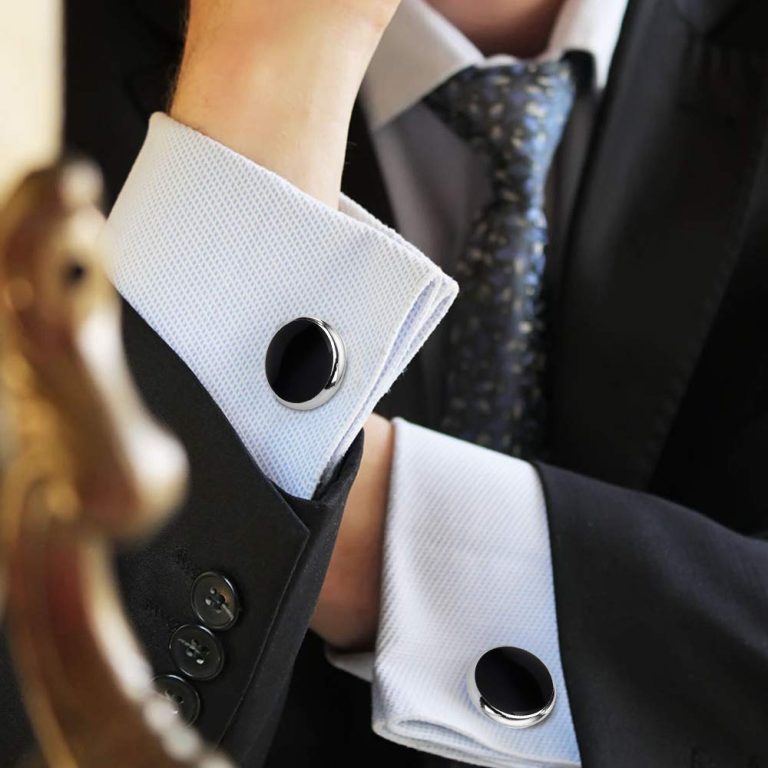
[171,1,402,208]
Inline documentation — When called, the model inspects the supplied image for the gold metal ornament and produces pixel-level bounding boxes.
[0,3,238,762]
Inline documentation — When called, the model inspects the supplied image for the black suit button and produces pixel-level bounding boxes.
[468,647,556,728]
[191,571,240,631]
[265,317,346,410]
[154,674,201,725]
[169,624,225,681]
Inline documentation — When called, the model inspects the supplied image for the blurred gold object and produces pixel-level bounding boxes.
[0,3,235,766]
[0,156,233,768]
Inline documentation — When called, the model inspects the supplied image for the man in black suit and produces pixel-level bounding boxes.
[273,1,768,765]
[4,0,768,767]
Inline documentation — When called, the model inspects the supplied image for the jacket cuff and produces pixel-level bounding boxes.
[106,113,457,499]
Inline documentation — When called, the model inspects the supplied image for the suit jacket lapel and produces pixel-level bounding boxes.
[550,0,768,488]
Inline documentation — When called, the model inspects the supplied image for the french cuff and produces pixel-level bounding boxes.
[106,113,457,499]
[371,418,581,768]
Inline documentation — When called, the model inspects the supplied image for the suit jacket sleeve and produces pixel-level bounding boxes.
[539,460,768,768]
[0,114,457,768]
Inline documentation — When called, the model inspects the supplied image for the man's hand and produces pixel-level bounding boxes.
[311,413,394,651]
[171,0,402,207]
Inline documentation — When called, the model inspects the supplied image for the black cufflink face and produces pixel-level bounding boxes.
[468,647,556,728]
[265,317,346,410]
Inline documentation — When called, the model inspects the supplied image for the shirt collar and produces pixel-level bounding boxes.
[362,0,629,131]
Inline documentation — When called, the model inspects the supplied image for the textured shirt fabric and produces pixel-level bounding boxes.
[374,419,579,768]
[106,113,457,499]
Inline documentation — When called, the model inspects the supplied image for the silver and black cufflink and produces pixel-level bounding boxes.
[265,317,346,410]
[467,646,556,728]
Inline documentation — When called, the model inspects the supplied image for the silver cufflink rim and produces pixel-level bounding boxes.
[267,316,346,411]
[467,647,556,729]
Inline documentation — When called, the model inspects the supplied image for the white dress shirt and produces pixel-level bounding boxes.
[104,1,628,766]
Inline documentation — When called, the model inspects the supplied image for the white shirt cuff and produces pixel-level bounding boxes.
[105,113,457,499]
[370,417,581,767]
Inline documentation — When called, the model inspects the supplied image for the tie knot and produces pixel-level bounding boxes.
[424,60,576,203]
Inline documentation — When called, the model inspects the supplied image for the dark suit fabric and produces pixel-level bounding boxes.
[537,1,768,765]
[3,0,768,766]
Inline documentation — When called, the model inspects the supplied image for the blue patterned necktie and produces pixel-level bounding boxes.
[424,60,576,457]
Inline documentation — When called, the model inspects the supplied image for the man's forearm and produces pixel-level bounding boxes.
[171,1,400,208]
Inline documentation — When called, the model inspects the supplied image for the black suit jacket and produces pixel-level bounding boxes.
[4,0,768,766]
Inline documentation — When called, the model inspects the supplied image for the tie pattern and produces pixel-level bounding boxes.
[424,60,575,457]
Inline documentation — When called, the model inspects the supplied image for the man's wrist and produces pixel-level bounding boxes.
[170,3,396,207]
